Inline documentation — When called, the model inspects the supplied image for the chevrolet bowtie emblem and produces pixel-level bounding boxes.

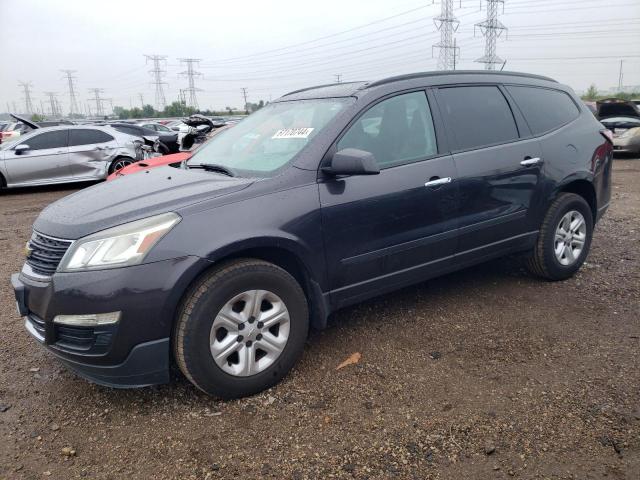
[24,242,33,257]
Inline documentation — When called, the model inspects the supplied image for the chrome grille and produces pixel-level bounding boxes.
[26,232,73,277]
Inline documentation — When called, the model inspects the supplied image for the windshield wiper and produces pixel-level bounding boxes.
[188,163,235,177]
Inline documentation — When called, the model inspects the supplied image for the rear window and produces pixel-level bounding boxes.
[437,85,519,151]
[69,129,114,146]
[507,86,580,134]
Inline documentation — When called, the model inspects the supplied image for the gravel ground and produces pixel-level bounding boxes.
[0,159,638,480]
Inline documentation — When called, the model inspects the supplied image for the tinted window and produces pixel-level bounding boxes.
[507,86,579,134]
[21,130,68,150]
[337,91,438,169]
[438,86,519,150]
[113,125,139,136]
[69,129,114,146]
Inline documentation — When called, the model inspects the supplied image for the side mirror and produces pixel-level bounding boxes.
[14,144,30,154]
[322,148,380,176]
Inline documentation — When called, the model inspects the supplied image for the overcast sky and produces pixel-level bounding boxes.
[1,0,639,114]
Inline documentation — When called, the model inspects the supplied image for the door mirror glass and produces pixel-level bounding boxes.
[323,148,380,176]
[14,144,30,154]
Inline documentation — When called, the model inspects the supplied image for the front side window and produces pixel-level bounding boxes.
[188,98,352,177]
[69,129,114,146]
[507,86,580,135]
[438,86,519,151]
[337,91,438,169]
[20,130,68,150]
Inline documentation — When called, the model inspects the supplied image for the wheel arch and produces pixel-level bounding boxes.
[556,177,597,222]
[177,240,329,332]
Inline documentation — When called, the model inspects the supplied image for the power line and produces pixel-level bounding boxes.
[241,87,248,113]
[88,88,107,117]
[18,81,35,114]
[433,0,460,71]
[43,92,61,117]
[475,0,508,70]
[178,58,203,110]
[145,54,168,110]
[60,69,80,117]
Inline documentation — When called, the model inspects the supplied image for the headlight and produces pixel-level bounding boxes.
[58,212,181,272]
[620,127,640,138]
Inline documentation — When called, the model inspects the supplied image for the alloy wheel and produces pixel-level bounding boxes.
[554,210,587,266]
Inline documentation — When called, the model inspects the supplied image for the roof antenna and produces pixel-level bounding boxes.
[500,60,507,71]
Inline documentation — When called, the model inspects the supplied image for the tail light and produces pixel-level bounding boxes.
[600,129,613,144]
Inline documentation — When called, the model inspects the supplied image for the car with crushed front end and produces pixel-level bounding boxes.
[11,71,612,398]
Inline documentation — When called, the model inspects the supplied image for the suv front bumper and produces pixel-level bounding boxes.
[11,255,208,388]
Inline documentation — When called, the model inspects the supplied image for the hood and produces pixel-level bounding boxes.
[34,166,253,239]
[10,113,40,130]
[596,99,640,120]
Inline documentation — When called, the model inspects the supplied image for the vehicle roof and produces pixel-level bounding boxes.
[278,70,559,101]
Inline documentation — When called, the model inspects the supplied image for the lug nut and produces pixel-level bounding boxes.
[257,321,264,328]
[256,333,263,340]
[237,335,244,343]
[238,323,245,330]
[246,340,253,347]
[248,316,255,324]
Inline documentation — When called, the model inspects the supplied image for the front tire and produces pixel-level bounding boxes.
[526,193,593,281]
[173,259,309,398]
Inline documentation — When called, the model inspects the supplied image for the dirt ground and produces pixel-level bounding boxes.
[0,159,638,480]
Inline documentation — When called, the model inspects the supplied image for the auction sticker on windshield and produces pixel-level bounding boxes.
[272,128,314,139]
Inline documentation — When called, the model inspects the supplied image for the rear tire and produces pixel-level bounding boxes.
[526,193,593,281]
[108,157,134,174]
[173,259,309,398]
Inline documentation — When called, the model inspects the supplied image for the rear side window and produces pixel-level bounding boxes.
[337,91,438,169]
[507,86,579,134]
[69,129,114,146]
[113,125,138,136]
[437,86,519,151]
[22,130,68,150]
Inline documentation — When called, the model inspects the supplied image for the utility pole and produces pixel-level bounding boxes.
[88,88,105,117]
[618,60,624,90]
[144,54,168,110]
[178,58,203,110]
[475,0,507,71]
[60,69,79,117]
[433,0,460,71]
[18,81,35,114]
[334,74,342,83]
[241,87,249,114]
[43,92,60,117]
[12,101,18,113]
[5,102,9,113]
[138,93,144,109]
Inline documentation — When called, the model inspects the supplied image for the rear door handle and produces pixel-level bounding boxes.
[424,177,452,187]
[520,157,543,167]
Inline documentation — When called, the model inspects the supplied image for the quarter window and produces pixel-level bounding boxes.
[69,129,114,146]
[437,86,519,151]
[21,130,68,150]
[337,91,438,169]
[507,86,580,134]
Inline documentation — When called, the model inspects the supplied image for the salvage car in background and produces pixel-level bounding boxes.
[601,116,640,154]
[0,125,142,189]
[596,98,640,120]
[109,122,180,153]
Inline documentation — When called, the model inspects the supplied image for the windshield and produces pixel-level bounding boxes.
[187,98,353,177]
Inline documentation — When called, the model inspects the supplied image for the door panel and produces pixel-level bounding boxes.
[434,85,544,255]
[4,130,71,185]
[68,129,118,179]
[452,138,543,253]
[320,157,458,306]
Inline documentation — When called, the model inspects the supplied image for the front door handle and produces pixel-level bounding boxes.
[520,157,543,167]
[424,177,452,188]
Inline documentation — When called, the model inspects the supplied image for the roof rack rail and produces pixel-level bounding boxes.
[282,81,365,97]
[364,70,557,89]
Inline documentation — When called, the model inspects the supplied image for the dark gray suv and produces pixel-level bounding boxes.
[11,71,613,398]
